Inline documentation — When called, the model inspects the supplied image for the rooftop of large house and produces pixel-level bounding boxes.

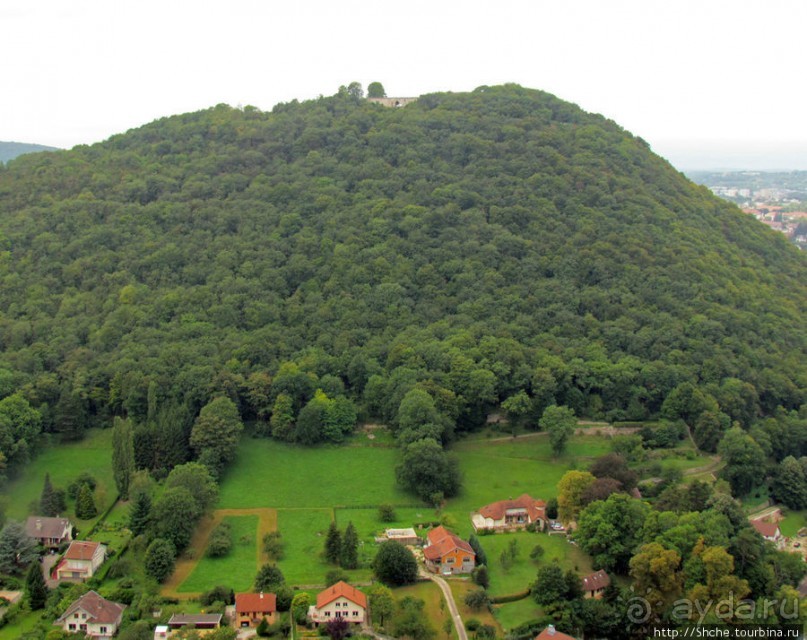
[236,591,277,613]
[581,569,610,592]
[63,540,102,561]
[316,581,367,609]
[25,516,71,539]
[750,519,781,539]
[423,526,475,561]
[55,591,125,626]
[477,494,546,521]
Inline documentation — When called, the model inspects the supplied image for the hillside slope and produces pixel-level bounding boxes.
[0,84,803,439]
[0,141,59,164]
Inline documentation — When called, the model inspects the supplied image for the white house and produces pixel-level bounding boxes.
[55,541,106,581]
[308,581,367,625]
[54,591,125,639]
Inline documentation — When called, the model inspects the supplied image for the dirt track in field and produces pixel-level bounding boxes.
[161,507,278,598]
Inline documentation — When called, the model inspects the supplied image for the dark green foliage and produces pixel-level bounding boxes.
[275,584,293,611]
[378,504,396,522]
[545,497,558,520]
[144,538,176,582]
[718,426,766,496]
[324,521,342,564]
[0,84,803,457]
[588,452,638,491]
[531,562,579,605]
[25,561,48,609]
[367,82,386,98]
[468,534,487,566]
[464,589,489,611]
[255,563,285,591]
[472,564,490,589]
[262,531,284,560]
[75,482,97,519]
[200,585,235,606]
[540,405,576,456]
[112,417,135,499]
[0,521,37,574]
[39,473,60,517]
[206,521,233,557]
[770,456,807,509]
[0,394,41,468]
[128,490,152,535]
[164,461,218,513]
[190,396,243,474]
[373,540,418,585]
[395,438,461,504]
[341,521,359,569]
[151,486,200,551]
[67,472,97,499]
[530,545,545,561]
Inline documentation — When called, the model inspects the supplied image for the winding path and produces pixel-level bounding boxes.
[419,569,468,640]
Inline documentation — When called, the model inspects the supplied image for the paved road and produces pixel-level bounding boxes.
[420,569,468,640]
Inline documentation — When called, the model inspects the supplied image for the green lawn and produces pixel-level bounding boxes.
[493,596,543,632]
[334,507,433,543]
[218,437,413,509]
[178,515,260,592]
[778,511,807,538]
[445,434,612,534]
[475,532,592,597]
[3,428,116,525]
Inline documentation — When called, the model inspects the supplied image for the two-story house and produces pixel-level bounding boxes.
[308,581,367,625]
[54,591,125,639]
[423,525,476,575]
[235,591,277,628]
[55,540,106,581]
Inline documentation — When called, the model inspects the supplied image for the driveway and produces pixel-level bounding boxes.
[420,569,468,640]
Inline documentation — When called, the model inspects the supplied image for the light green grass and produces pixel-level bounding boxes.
[3,428,116,524]
[778,511,807,538]
[391,581,454,639]
[178,516,259,592]
[334,507,434,543]
[493,597,543,632]
[0,609,43,640]
[274,508,373,587]
[474,532,592,597]
[218,437,412,509]
[444,435,611,535]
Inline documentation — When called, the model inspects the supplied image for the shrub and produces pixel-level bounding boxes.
[206,521,233,558]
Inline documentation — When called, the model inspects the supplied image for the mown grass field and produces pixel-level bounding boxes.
[179,515,259,593]
[2,428,116,524]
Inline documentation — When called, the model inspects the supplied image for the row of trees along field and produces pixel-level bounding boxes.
[0,83,804,504]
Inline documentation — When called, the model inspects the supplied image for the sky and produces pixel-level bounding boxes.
[3,0,806,171]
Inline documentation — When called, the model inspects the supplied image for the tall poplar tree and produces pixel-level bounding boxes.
[112,417,135,500]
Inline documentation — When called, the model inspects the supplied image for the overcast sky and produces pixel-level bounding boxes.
[3,0,806,170]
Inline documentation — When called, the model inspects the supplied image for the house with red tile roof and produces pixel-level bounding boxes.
[55,540,106,582]
[423,525,476,575]
[535,625,577,640]
[581,569,610,599]
[750,519,782,542]
[54,590,125,639]
[235,591,277,628]
[471,494,546,532]
[309,581,367,625]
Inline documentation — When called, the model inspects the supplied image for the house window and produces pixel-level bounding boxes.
[68,624,76,631]
[100,627,107,633]
[325,612,330,617]
[446,557,454,563]
[353,611,359,617]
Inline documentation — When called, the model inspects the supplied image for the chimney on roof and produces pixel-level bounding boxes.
[260,591,263,599]
[547,625,556,636]
[36,519,42,531]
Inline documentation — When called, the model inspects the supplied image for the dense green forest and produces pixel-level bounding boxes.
[0,84,804,481]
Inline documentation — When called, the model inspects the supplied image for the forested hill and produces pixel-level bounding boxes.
[0,84,804,448]
[0,141,59,164]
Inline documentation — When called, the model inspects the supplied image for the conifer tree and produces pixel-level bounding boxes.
[129,491,152,535]
[40,473,58,516]
[341,521,359,569]
[75,483,97,520]
[324,521,342,564]
[25,561,48,610]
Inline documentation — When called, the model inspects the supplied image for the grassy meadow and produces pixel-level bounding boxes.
[2,428,116,525]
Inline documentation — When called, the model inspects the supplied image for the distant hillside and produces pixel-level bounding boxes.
[0,141,59,163]
[0,84,803,444]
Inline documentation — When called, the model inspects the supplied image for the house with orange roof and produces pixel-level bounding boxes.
[235,591,277,628]
[308,581,367,625]
[423,526,476,575]
[750,519,782,543]
[581,569,610,599]
[471,494,546,532]
[535,624,577,640]
[55,540,106,582]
